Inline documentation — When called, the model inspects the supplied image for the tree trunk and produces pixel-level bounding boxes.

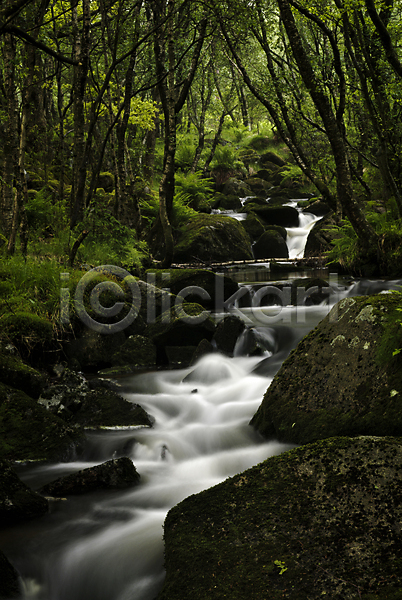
[277,0,378,249]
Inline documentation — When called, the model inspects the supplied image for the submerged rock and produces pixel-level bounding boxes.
[157,436,402,600]
[251,293,402,444]
[39,457,140,496]
[0,460,48,525]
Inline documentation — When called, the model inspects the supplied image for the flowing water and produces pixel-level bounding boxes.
[1,208,402,600]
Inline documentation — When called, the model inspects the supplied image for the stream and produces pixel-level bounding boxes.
[1,207,401,600]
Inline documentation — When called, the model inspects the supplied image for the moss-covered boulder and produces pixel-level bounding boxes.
[221,178,252,198]
[39,370,152,429]
[174,214,253,264]
[251,293,402,444]
[39,457,140,497]
[111,335,156,368]
[145,269,239,311]
[217,194,243,211]
[253,230,289,259]
[244,204,299,227]
[2,312,53,361]
[244,177,271,198]
[0,343,45,398]
[260,151,287,167]
[301,198,331,216]
[0,384,83,461]
[241,213,266,241]
[0,460,48,525]
[0,550,20,599]
[157,436,402,600]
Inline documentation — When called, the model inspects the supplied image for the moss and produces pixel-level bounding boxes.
[0,345,45,397]
[173,214,253,263]
[2,311,53,354]
[157,437,402,600]
[0,383,83,461]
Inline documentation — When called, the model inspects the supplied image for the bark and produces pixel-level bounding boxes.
[276,0,378,249]
[70,0,91,229]
[364,0,402,79]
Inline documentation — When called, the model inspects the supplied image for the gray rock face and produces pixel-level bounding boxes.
[39,457,140,497]
[251,293,402,444]
[157,436,402,600]
[0,460,48,526]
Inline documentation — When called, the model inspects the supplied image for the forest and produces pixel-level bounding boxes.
[1,0,402,336]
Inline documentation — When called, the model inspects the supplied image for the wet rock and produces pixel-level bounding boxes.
[0,383,83,462]
[63,329,126,371]
[173,214,253,263]
[304,212,338,257]
[145,303,216,366]
[0,550,20,599]
[165,346,198,367]
[111,335,157,368]
[39,457,140,497]
[244,204,299,228]
[251,293,402,444]
[157,436,402,600]
[212,316,245,356]
[253,230,289,259]
[39,369,152,429]
[190,339,214,365]
[216,194,243,211]
[302,198,331,216]
[0,460,48,525]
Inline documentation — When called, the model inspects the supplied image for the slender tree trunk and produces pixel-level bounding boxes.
[70,0,91,229]
[277,0,378,249]
[1,32,18,240]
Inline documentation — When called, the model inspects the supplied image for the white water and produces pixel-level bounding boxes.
[286,211,322,258]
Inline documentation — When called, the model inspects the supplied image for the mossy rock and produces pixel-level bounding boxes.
[145,269,239,310]
[2,312,54,357]
[111,335,157,368]
[0,383,83,462]
[241,213,266,241]
[260,151,287,167]
[217,194,243,211]
[0,549,21,598]
[253,230,289,259]
[244,204,299,228]
[221,178,253,199]
[237,147,260,167]
[174,214,253,264]
[97,172,114,193]
[251,293,402,444]
[246,136,273,152]
[63,329,126,371]
[0,459,48,526]
[0,344,45,398]
[39,370,152,429]
[244,177,271,198]
[158,436,402,600]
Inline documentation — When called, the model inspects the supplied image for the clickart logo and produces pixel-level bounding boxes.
[60,266,341,332]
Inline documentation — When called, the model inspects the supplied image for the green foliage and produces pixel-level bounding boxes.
[172,191,199,229]
[175,142,197,171]
[210,145,243,171]
[175,172,214,209]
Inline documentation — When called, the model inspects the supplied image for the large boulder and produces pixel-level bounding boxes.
[157,436,402,600]
[212,316,245,356]
[0,383,83,462]
[174,214,253,264]
[111,335,157,368]
[244,177,271,198]
[0,460,48,525]
[0,550,20,599]
[251,293,402,444]
[39,457,140,496]
[63,329,126,371]
[253,230,289,259]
